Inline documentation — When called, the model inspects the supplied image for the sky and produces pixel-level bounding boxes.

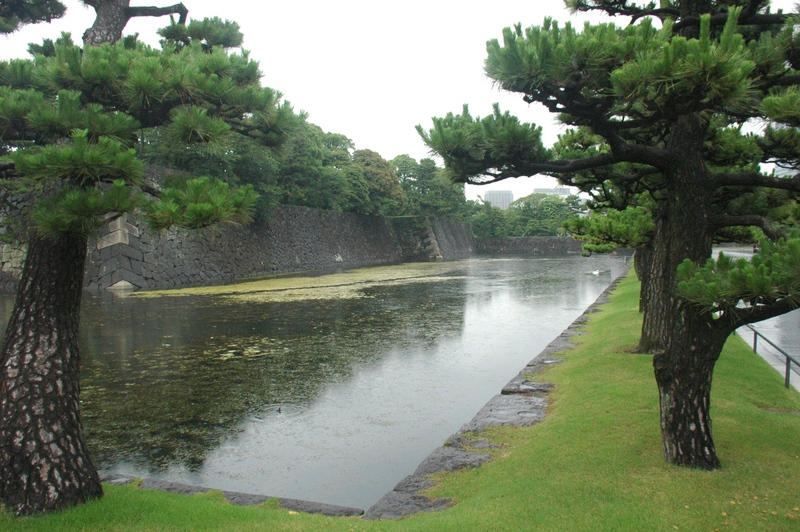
[1,1,797,201]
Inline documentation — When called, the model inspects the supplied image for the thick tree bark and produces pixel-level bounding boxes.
[638,217,674,354]
[83,0,187,47]
[633,244,652,313]
[82,0,129,46]
[654,304,728,469]
[644,114,728,468]
[0,233,101,515]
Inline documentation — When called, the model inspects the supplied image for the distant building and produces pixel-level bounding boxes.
[484,190,514,210]
[533,187,572,196]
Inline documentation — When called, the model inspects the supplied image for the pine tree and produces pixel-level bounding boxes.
[420,1,800,469]
[0,8,293,514]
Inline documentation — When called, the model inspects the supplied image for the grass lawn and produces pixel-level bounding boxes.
[3,270,799,531]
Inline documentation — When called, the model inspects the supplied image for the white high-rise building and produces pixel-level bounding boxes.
[533,187,572,196]
[484,190,514,210]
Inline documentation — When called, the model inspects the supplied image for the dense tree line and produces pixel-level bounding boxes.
[470,192,585,239]
[142,117,411,218]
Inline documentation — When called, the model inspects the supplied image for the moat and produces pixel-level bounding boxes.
[0,254,629,509]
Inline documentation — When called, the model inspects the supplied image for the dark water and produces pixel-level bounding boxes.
[0,254,629,509]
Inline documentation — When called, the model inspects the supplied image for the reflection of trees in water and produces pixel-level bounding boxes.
[78,278,467,473]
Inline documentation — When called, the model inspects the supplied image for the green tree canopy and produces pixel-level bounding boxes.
[352,149,405,216]
[565,205,654,253]
[506,192,585,236]
[470,199,510,238]
[393,154,470,220]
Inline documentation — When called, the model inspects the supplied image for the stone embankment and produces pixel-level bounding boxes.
[0,206,475,292]
[475,236,583,255]
[0,203,590,293]
[362,269,627,519]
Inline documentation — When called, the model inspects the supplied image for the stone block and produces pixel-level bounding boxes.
[99,257,121,275]
[98,274,113,290]
[107,214,140,237]
[111,269,147,289]
[108,280,136,291]
[99,246,115,261]
[97,230,129,249]
[117,255,131,272]
[116,244,144,260]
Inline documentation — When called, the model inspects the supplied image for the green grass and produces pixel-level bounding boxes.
[3,270,800,531]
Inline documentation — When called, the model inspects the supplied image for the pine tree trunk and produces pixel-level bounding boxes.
[0,233,101,515]
[82,0,129,47]
[638,225,674,352]
[643,114,727,468]
[633,244,652,313]
[654,305,728,469]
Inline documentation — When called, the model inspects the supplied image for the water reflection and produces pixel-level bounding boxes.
[0,254,629,509]
[80,271,470,473]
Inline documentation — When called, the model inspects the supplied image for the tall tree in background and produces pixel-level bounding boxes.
[420,1,800,469]
[470,199,510,238]
[506,193,584,236]
[393,155,470,220]
[0,7,292,514]
[352,149,404,216]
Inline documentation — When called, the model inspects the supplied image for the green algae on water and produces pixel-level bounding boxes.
[134,262,468,302]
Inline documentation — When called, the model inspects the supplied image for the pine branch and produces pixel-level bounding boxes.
[459,153,620,185]
[594,125,671,169]
[629,8,680,23]
[742,0,766,20]
[713,171,800,192]
[570,1,658,18]
[126,3,187,25]
[673,12,788,33]
[765,74,800,88]
[722,296,800,330]
[139,183,161,198]
[710,214,784,240]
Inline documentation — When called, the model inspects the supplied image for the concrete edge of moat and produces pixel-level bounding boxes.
[362,268,628,520]
[99,267,629,520]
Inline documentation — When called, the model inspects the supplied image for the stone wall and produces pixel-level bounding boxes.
[0,201,603,294]
[474,237,584,255]
[0,206,475,292]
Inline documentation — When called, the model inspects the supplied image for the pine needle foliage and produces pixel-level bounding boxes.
[678,233,800,314]
[0,21,300,237]
[146,176,256,231]
[0,0,65,35]
[565,205,654,253]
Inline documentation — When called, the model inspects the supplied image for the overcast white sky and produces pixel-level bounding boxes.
[1,1,796,200]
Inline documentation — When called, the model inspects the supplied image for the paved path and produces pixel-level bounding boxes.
[736,327,800,393]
